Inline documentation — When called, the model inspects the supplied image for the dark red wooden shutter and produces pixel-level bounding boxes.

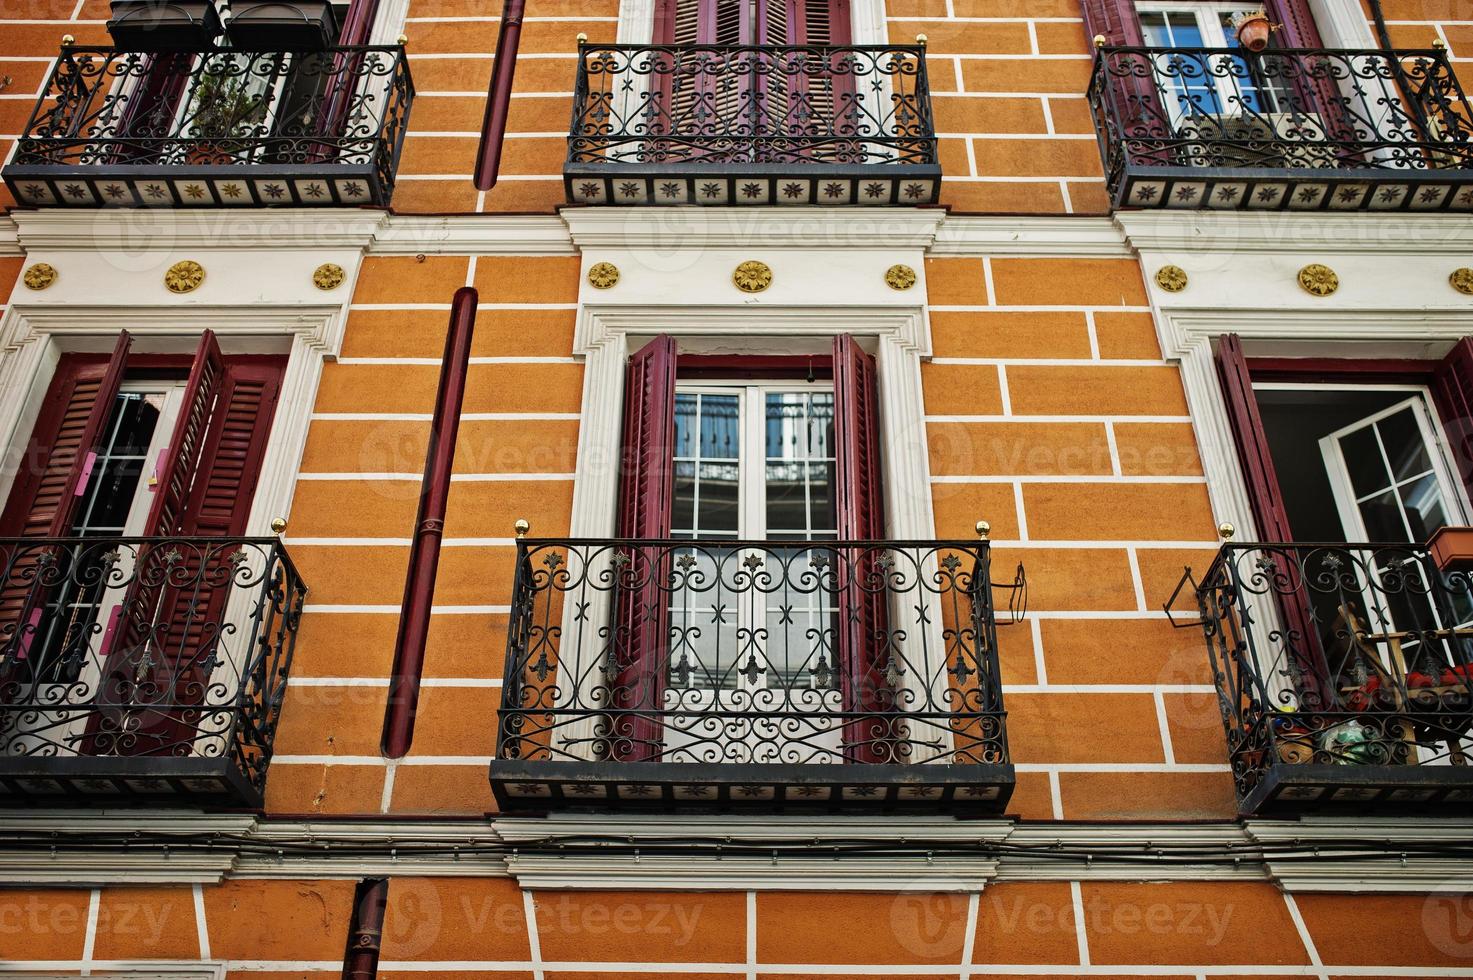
[832,334,892,764]
[1431,336,1473,506]
[142,330,225,538]
[1215,333,1330,706]
[90,339,284,758]
[1216,334,1294,544]
[611,335,677,762]
[1265,0,1324,47]
[0,333,131,539]
[1079,0,1144,47]
[0,335,129,694]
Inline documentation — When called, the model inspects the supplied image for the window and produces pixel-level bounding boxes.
[0,331,284,755]
[610,335,888,762]
[1137,1,1296,119]
[1216,335,1473,749]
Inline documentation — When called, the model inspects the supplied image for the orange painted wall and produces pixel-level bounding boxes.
[8,881,1473,975]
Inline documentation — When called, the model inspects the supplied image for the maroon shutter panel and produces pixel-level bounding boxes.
[1431,336,1473,506]
[1079,0,1144,47]
[611,336,677,762]
[1265,0,1324,47]
[832,334,892,764]
[0,336,129,696]
[142,330,225,538]
[91,341,284,758]
[1215,333,1330,705]
[1216,334,1294,543]
[0,333,131,539]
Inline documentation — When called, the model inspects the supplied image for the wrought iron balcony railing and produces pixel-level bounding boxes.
[1169,542,1473,814]
[490,537,1023,811]
[0,536,306,807]
[1089,46,1473,211]
[564,43,940,206]
[4,44,413,208]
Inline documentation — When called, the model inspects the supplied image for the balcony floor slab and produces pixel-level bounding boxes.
[489,759,1013,814]
[1114,164,1473,212]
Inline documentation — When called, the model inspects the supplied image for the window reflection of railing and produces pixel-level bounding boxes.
[0,536,306,806]
[1088,46,1473,209]
[1169,541,1473,812]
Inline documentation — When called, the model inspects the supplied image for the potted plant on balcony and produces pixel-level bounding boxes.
[184,66,268,163]
[1231,9,1276,52]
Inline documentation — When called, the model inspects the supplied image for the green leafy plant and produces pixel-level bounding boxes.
[189,64,268,146]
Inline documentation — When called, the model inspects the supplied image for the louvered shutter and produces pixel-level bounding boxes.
[1079,0,1166,161]
[88,337,284,757]
[1431,337,1473,506]
[1215,333,1329,706]
[832,334,893,764]
[0,335,130,695]
[610,335,677,762]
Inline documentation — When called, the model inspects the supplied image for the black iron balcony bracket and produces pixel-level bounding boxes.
[490,537,1019,813]
[564,43,940,206]
[4,45,414,208]
[1089,46,1473,211]
[0,536,307,808]
[1181,541,1473,815]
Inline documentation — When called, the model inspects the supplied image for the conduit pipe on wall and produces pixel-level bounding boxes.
[381,286,478,758]
[473,0,526,190]
[343,878,389,980]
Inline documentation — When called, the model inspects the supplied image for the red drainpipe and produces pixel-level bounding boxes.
[473,0,526,190]
[342,878,389,980]
[381,287,478,758]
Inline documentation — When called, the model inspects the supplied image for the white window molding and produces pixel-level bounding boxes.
[1117,210,1473,540]
[0,209,377,537]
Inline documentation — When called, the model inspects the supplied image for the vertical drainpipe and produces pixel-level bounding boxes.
[473,0,527,190]
[343,878,389,980]
[381,286,478,758]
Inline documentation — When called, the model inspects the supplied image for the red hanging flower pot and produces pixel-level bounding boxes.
[1233,10,1275,51]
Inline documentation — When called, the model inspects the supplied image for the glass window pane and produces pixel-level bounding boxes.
[700,393,740,460]
[112,393,164,455]
[672,465,696,534]
[696,461,739,534]
[808,461,835,532]
[1398,473,1449,541]
[1358,489,1407,542]
[766,461,807,531]
[1339,425,1391,499]
[1378,407,1434,483]
[673,393,698,458]
[80,458,145,532]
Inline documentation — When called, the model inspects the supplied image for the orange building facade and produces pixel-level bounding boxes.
[3,0,1473,973]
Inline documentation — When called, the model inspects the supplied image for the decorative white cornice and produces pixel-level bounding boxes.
[495,814,1013,891]
[371,214,578,255]
[931,215,1132,257]
[9,207,390,252]
[561,206,947,251]
[997,822,1263,882]
[1116,210,1473,257]
[0,811,1468,892]
[0,216,20,257]
[1248,817,1473,893]
[0,811,255,884]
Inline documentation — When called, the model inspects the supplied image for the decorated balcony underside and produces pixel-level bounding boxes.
[3,45,413,209]
[0,536,306,808]
[1172,541,1473,815]
[490,538,1023,812]
[563,44,940,206]
[1090,47,1473,212]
